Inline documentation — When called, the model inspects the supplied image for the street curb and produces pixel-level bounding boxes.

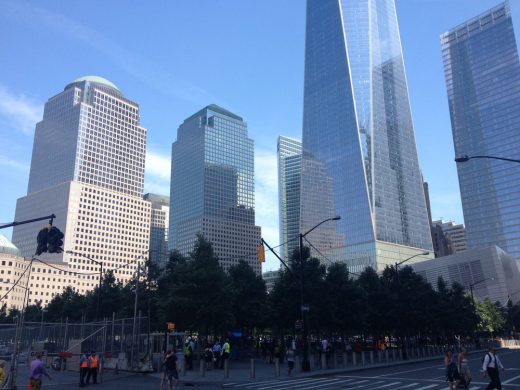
[217,348,497,388]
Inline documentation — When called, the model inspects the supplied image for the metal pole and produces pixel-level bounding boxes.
[131,264,140,371]
[299,233,310,372]
[111,312,115,355]
[97,263,102,320]
[470,285,480,349]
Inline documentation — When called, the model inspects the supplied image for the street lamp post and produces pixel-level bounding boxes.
[394,251,430,274]
[393,251,429,359]
[299,216,341,372]
[469,277,494,349]
[455,154,520,164]
[66,250,103,320]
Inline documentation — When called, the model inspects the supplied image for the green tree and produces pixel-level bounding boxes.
[476,298,506,337]
[157,235,234,335]
[45,286,87,322]
[228,260,268,334]
[321,262,364,335]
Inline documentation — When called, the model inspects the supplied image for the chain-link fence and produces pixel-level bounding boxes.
[0,315,150,373]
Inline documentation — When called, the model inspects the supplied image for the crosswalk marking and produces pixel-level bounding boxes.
[369,382,402,389]
[256,377,323,389]
[398,383,419,388]
[414,385,438,390]
[295,378,354,389]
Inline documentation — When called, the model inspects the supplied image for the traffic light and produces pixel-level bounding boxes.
[47,226,64,253]
[166,322,175,332]
[257,243,265,263]
[35,227,49,256]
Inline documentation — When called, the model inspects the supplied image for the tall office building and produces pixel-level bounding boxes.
[277,136,302,261]
[12,76,150,294]
[168,105,261,274]
[301,0,433,272]
[144,193,170,268]
[441,2,520,260]
[432,220,467,254]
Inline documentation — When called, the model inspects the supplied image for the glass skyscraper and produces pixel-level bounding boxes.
[169,105,261,274]
[442,2,520,260]
[277,136,302,261]
[301,0,432,272]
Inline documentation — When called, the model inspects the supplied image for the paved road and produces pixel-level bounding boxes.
[9,349,519,389]
[223,349,520,390]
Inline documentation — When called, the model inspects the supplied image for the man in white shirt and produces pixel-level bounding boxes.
[482,346,505,390]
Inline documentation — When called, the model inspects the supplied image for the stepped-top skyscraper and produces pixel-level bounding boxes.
[12,76,150,293]
[169,105,261,274]
[301,0,433,272]
[442,2,520,260]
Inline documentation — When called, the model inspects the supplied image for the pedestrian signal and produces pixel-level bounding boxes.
[167,322,175,332]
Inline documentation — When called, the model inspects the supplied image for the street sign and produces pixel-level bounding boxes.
[301,305,310,312]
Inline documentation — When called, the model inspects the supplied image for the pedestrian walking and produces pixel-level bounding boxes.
[160,350,173,390]
[482,346,505,390]
[286,347,295,376]
[79,352,90,387]
[183,339,193,370]
[29,352,52,390]
[457,347,471,389]
[86,351,100,385]
[444,350,459,390]
[212,341,221,369]
[221,339,230,369]
[165,349,179,390]
[204,346,214,371]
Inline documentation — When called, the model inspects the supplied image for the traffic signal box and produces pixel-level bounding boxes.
[257,243,265,263]
[35,225,64,255]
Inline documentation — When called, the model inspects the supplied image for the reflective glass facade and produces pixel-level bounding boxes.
[442,2,520,260]
[277,136,302,261]
[302,0,432,271]
[169,105,261,273]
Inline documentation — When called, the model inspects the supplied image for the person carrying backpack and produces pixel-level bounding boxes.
[482,346,505,390]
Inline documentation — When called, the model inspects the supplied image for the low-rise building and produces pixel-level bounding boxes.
[412,246,520,305]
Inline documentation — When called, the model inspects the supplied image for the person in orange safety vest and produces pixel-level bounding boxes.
[79,352,90,387]
[86,351,100,385]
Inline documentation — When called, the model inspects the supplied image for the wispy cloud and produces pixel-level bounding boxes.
[0,84,42,135]
[3,1,216,105]
[0,155,30,172]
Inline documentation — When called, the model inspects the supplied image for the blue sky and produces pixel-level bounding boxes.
[0,0,507,271]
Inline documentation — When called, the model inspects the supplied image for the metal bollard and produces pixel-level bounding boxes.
[361,351,366,366]
[392,348,396,361]
[250,358,255,378]
[321,353,327,370]
[334,352,338,368]
[224,359,229,379]
[343,352,347,368]
[370,351,374,365]
[399,349,403,361]
[295,355,301,373]
[275,358,280,377]
[385,350,389,363]
[353,352,357,366]
[200,359,205,377]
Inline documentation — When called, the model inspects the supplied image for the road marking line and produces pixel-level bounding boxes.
[256,377,323,390]
[367,381,401,389]
[504,374,520,384]
[228,379,282,387]
[398,383,419,388]
[292,378,353,390]
[414,385,438,390]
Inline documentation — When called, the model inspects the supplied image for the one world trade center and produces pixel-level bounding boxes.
[301,0,433,272]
